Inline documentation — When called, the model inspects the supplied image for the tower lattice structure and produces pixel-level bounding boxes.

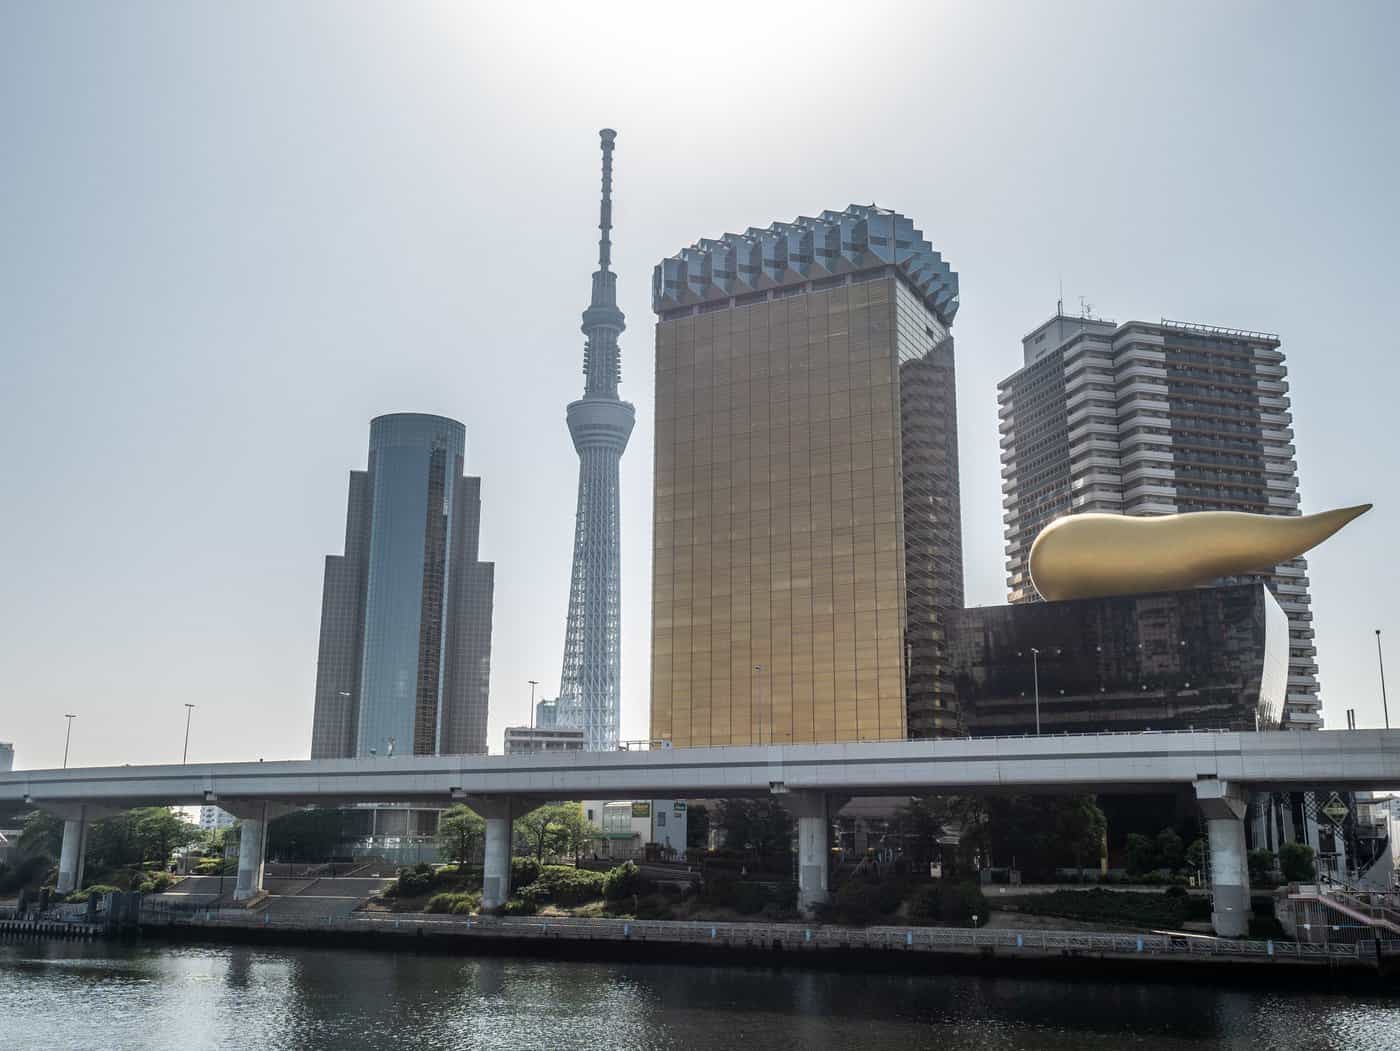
[556,129,634,750]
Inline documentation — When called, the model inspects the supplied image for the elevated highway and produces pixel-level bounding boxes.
[6,729,1397,937]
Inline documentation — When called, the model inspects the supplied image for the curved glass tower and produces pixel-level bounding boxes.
[310,413,495,758]
[555,130,634,750]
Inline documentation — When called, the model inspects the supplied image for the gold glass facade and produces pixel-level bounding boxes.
[652,276,911,746]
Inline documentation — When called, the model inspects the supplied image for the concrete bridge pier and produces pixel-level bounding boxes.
[470,797,517,910]
[1195,779,1252,938]
[56,806,89,895]
[233,802,269,901]
[788,791,842,916]
[222,801,291,901]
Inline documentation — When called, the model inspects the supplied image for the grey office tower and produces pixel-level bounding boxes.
[310,414,495,758]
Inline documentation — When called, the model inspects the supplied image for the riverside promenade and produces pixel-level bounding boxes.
[131,903,1399,977]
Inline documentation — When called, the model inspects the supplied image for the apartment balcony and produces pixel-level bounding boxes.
[1066,404,1117,429]
[1115,396,1171,417]
[1121,467,1175,487]
[1067,421,1119,445]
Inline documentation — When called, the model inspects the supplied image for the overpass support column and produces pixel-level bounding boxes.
[234,802,270,901]
[1195,780,1251,938]
[788,792,835,916]
[470,798,516,911]
[56,807,88,895]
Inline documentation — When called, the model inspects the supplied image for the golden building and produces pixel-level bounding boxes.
[650,206,962,746]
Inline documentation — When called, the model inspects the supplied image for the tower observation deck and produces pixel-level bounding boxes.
[556,129,634,750]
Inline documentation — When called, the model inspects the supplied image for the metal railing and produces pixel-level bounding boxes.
[136,905,1385,963]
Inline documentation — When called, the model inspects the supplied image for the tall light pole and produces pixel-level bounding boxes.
[754,664,766,746]
[1030,648,1041,736]
[62,714,76,768]
[1378,630,1390,730]
[528,680,540,729]
[182,703,196,764]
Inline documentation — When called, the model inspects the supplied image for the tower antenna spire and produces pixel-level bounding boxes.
[597,128,616,272]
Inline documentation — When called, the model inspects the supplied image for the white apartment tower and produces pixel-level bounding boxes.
[998,313,1321,728]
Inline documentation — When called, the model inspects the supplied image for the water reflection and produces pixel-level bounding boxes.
[2,939,1398,1050]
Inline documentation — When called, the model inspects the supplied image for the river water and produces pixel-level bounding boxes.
[2,938,1398,1050]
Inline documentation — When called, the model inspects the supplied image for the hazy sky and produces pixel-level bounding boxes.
[3,2,1397,770]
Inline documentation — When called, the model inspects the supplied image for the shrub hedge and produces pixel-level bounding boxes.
[603,861,645,901]
[519,865,606,907]
[68,884,122,904]
[511,857,542,887]
[906,881,988,927]
[1007,888,1189,928]
[424,891,480,915]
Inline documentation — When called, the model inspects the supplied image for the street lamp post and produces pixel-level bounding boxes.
[62,714,76,768]
[1030,648,1041,736]
[1377,630,1390,730]
[182,703,196,764]
[754,664,766,746]
[528,679,540,729]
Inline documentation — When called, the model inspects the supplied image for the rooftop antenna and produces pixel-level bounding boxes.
[1057,275,1064,317]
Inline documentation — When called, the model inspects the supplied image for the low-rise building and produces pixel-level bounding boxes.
[583,799,688,860]
[198,805,236,832]
[948,582,1288,736]
[504,726,585,755]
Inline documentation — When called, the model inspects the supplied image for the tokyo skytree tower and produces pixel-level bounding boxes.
[556,129,634,750]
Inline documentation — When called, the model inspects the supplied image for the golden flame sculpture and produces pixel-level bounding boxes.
[1028,504,1372,601]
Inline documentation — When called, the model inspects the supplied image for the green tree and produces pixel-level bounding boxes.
[1155,828,1185,871]
[133,807,201,866]
[1278,841,1317,882]
[1125,833,1158,876]
[714,798,793,860]
[897,797,950,868]
[686,804,710,850]
[86,812,143,873]
[971,796,1104,879]
[1247,848,1277,885]
[1054,797,1108,874]
[436,804,485,869]
[17,811,64,860]
[1185,838,1207,876]
[514,804,576,863]
[551,803,593,865]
